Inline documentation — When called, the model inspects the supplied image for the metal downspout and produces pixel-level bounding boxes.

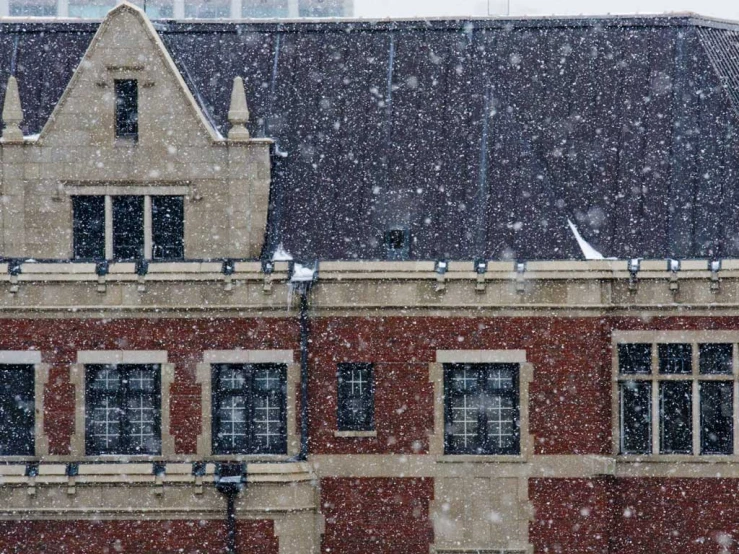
[298,283,311,461]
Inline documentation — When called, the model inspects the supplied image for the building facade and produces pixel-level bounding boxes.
[2,4,739,553]
[0,0,353,19]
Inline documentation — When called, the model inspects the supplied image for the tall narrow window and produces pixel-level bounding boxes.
[620,381,651,455]
[112,196,145,260]
[152,196,185,260]
[73,196,105,260]
[337,363,374,431]
[660,381,692,454]
[0,365,34,456]
[212,364,287,455]
[700,382,733,454]
[115,79,138,141]
[444,364,520,455]
[85,364,161,456]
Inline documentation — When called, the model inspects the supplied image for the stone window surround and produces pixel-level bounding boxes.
[0,351,49,460]
[70,350,175,458]
[67,187,189,261]
[195,349,299,459]
[430,350,534,461]
[612,330,739,461]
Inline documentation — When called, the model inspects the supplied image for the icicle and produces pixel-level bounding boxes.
[1,76,24,143]
[227,76,250,141]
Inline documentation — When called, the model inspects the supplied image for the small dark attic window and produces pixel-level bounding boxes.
[115,79,138,141]
[384,228,410,260]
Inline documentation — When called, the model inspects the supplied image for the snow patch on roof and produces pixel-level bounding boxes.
[567,218,606,260]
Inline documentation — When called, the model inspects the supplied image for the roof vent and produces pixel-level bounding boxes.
[384,228,409,260]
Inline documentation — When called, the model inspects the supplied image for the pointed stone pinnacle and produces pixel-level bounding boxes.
[228,76,250,141]
[2,76,24,143]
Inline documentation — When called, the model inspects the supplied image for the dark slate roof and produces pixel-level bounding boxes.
[3,14,739,261]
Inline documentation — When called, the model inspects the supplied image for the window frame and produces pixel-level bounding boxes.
[71,194,184,261]
[84,363,162,456]
[336,363,375,432]
[211,363,288,456]
[443,363,521,456]
[614,332,739,458]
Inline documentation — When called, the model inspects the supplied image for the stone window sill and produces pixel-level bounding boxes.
[333,430,377,438]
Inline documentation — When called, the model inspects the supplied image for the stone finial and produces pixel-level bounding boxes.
[228,76,250,141]
[2,76,24,143]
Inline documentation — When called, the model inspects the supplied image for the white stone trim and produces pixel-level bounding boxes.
[196,350,298,458]
[429,352,533,458]
[0,350,42,364]
[77,350,168,364]
[0,354,49,458]
[65,185,191,197]
[70,355,174,457]
[202,350,293,364]
[436,349,527,363]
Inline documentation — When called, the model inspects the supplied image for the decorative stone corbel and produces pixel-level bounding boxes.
[1,76,24,143]
[227,76,250,141]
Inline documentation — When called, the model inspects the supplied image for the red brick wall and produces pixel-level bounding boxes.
[530,477,614,553]
[3,315,736,456]
[613,478,739,554]
[320,477,434,554]
[0,318,297,454]
[0,519,278,554]
[309,317,612,455]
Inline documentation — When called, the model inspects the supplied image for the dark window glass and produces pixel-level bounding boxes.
[699,344,733,375]
[700,381,733,455]
[337,363,374,431]
[659,344,692,375]
[444,364,519,455]
[85,365,161,456]
[112,196,144,260]
[384,228,409,260]
[618,344,652,375]
[115,79,138,140]
[212,364,287,455]
[659,381,692,454]
[0,365,34,456]
[620,381,651,455]
[151,196,184,260]
[73,196,105,260]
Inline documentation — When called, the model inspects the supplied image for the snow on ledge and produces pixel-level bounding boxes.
[272,244,293,261]
[291,263,316,282]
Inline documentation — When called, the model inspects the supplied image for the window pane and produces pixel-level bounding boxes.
[660,381,693,454]
[86,365,160,455]
[114,79,138,140]
[212,364,287,455]
[659,344,692,375]
[184,0,230,18]
[337,363,374,431]
[112,196,144,260]
[151,196,184,260]
[618,344,652,375]
[243,0,288,17]
[484,394,517,452]
[448,393,480,453]
[68,0,115,17]
[620,381,651,454]
[700,381,733,455]
[699,344,733,375]
[90,397,123,454]
[9,0,56,16]
[299,0,345,17]
[73,196,105,260]
[449,366,478,393]
[0,366,35,456]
